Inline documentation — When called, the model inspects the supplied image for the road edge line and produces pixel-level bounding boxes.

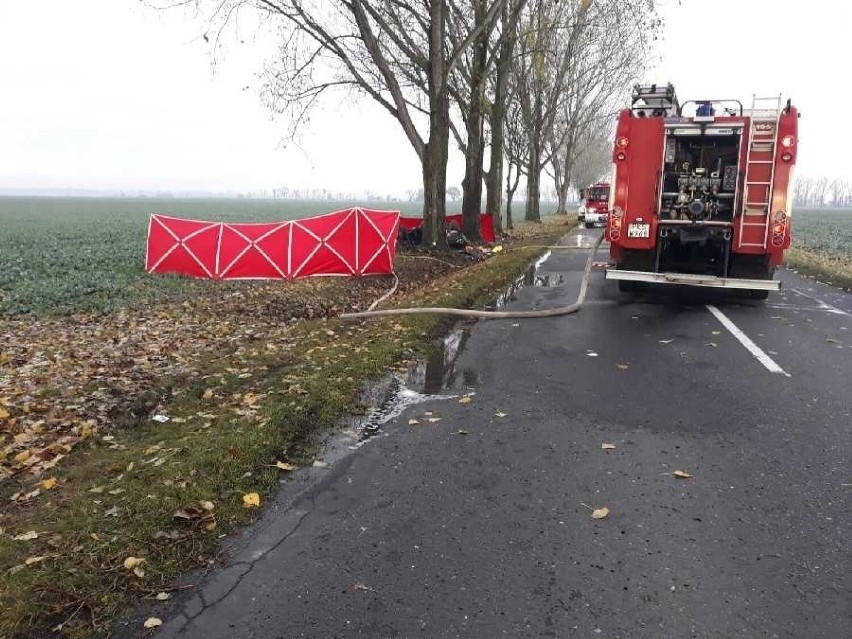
[706,305,791,377]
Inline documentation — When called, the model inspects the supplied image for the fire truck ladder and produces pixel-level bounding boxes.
[738,94,783,248]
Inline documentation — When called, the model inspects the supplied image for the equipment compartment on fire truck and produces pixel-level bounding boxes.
[605,84,798,299]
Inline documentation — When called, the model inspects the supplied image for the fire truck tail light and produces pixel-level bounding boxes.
[616,136,629,149]
[610,229,621,241]
[611,207,623,218]
[616,151,627,161]
[773,223,785,234]
[781,135,795,148]
[781,152,793,162]
[773,211,787,223]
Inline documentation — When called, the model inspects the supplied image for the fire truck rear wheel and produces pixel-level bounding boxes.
[584,222,594,229]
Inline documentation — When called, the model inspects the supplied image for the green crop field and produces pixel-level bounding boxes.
[791,207,852,257]
[1,198,849,317]
[0,196,424,316]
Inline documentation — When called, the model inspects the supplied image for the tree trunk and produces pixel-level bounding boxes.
[422,0,449,249]
[460,0,488,243]
[525,133,541,222]
[486,7,515,238]
[505,162,521,231]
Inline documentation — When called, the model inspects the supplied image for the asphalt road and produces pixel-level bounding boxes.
[140,227,850,639]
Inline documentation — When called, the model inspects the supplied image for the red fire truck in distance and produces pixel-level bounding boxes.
[578,182,610,228]
[605,84,798,299]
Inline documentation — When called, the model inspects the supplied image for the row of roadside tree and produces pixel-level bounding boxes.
[191,0,661,245]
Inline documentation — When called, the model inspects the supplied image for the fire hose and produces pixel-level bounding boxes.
[340,232,604,320]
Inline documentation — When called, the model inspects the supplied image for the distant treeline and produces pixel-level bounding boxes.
[793,177,852,208]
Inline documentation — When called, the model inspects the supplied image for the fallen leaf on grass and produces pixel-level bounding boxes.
[199,500,215,511]
[25,555,48,566]
[202,388,214,400]
[458,396,472,404]
[0,407,9,420]
[601,443,616,450]
[673,470,693,479]
[242,492,261,508]
[275,461,297,471]
[155,592,171,601]
[143,617,162,629]
[13,530,38,541]
[123,556,145,570]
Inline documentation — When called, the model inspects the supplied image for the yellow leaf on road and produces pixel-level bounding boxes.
[601,443,616,450]
[591,507,610,520]
[275,461,297,471]
[458,396,472,404]
[123,556,145,570]
[426,417,442,423]
[616,364,629,370]
[673,470,693,479]
[494,411,507,418]
[155,592,171,601]
[408,418,420,425]
[143,617,163,629]
[243,492,261,508]
[40,477,58,490]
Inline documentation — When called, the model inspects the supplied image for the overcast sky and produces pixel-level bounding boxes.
[0,0,848,195]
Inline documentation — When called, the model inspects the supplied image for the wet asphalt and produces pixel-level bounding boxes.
[131,227,851,639]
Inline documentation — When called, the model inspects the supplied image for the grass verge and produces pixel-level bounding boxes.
[785,247,852,291]
[0,224,568,637]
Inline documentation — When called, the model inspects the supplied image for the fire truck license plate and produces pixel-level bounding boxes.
[627,223,650,238]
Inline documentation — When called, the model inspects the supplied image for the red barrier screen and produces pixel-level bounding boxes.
[146,208,399,279]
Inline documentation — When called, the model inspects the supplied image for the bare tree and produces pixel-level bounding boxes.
[189,0,501,248]
[546,0,655,215]
[510,0,592,222]
[503,94,527,229]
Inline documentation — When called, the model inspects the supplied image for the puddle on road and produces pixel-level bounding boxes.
[322,249,565,461]
[333,326,476,451]
[494,250,564,309]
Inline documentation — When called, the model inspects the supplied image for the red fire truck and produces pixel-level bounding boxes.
[605,84,798,299]
[578,182,610,228]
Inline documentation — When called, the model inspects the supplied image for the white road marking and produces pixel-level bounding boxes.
[767,303,849,314]
[788,289,852,317]
[706,305,791,377]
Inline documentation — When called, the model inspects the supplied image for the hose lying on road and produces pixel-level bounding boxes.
[341,232,604,320]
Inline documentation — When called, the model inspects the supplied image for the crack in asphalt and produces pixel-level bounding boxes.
[173,505,313,633]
